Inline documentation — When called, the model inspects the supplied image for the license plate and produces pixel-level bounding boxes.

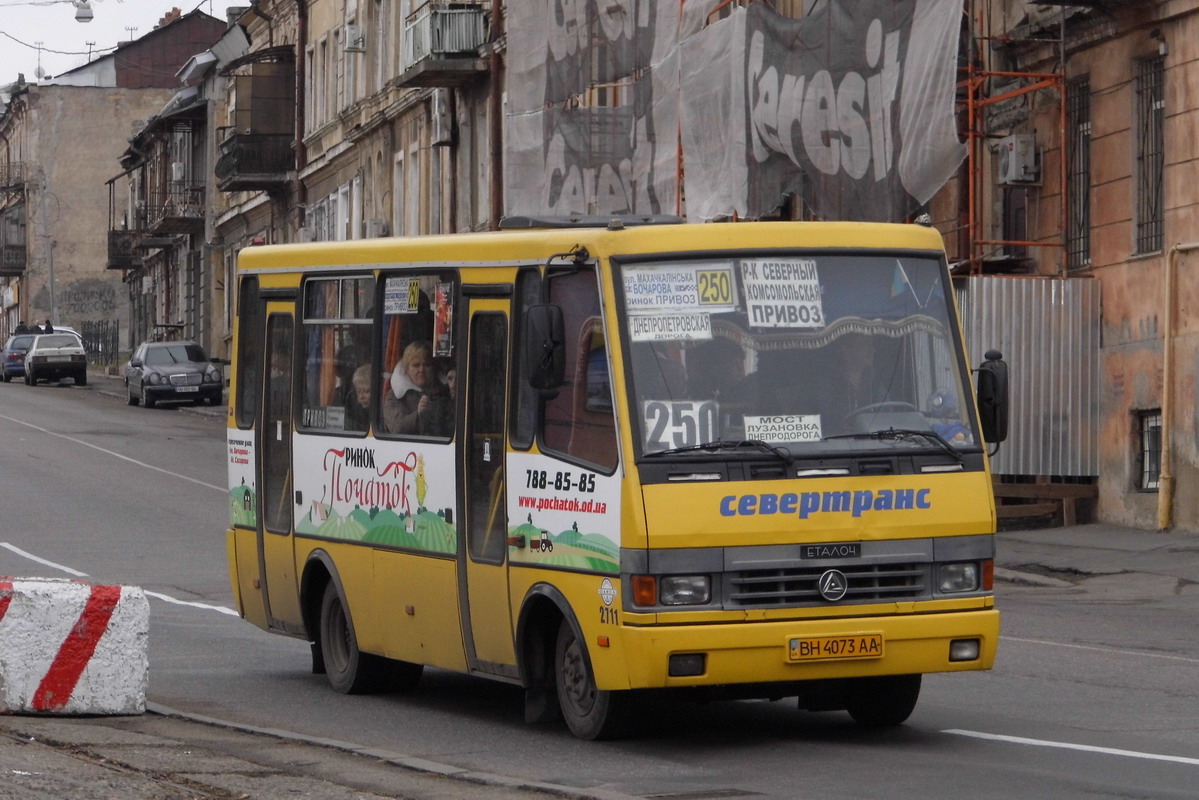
[48,355,71,362]
[788,633,884,662]
[176,385,199,392]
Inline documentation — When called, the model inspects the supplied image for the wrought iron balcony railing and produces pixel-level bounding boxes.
[216,132,293,192]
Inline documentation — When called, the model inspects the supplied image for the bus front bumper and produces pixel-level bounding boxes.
[609,608,999,690]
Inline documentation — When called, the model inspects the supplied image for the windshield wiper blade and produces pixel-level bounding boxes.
[824,428,963,462]
[645,439,794,464]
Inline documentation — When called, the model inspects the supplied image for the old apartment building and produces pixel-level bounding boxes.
[0,8,226,348]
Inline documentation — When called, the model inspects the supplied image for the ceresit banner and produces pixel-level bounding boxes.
[506,0,965,223]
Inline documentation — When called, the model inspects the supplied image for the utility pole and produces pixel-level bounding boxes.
[37,170,58,324]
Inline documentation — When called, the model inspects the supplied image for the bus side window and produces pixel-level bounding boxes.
[378,273,455,438]
[542,268,618,471]
[298,277,374,433]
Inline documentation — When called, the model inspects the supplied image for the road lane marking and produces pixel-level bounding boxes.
[1,542,237,616]
[945,729,1199,767]
[1003,635,1199,665]
[144,590,238,616]
[0,542,88,576]
[0,413,225,493]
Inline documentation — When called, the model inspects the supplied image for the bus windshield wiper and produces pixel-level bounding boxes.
[644,439,794,464]
[823,428,963,462]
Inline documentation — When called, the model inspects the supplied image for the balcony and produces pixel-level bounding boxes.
[146,185,206,235]
[397,2,488,88]
[216,133,293,192]
[107,230,142,270]
[0,161,26,192]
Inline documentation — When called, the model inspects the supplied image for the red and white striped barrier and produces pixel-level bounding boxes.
[0,578,148,715]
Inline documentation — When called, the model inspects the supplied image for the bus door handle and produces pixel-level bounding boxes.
[506,534,526,548]
[295,490,303,506]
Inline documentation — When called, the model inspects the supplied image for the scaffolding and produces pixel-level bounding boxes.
[956,0,1069,277]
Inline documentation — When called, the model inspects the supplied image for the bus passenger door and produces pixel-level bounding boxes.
[257,309,302,633]
[460,301,516,671]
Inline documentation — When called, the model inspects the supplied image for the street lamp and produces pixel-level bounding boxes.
[74,1,94,23]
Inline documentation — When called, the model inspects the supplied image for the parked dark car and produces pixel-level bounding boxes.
[1,334,36,381]
[125,341,224,408]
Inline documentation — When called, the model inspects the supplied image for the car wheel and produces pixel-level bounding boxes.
[127,387,139,406]
[845,674,921,728]
[318,582,394,694]
[555,618,631,740]
[75,372,87,387]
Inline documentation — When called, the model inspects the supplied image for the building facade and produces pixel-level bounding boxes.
[0,8,226,351]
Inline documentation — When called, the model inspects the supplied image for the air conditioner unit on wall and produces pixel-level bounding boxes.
[998,134,1039,184]
[344,24,366,53]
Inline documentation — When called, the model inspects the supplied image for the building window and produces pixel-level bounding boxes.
[1066,77,1091,270]
[1136,409,1162,491]
[1134,56,1164,254]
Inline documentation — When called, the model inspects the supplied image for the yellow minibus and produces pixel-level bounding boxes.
[226,216,1007,739]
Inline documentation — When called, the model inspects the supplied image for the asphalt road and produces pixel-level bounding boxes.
[1,374,1196,799]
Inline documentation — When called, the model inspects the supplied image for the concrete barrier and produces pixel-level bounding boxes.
[0,578,148,715]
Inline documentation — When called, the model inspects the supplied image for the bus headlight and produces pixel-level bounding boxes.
[937,562,979,593]
[659,575,710,606]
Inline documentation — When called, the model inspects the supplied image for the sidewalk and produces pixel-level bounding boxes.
[0,703,631,800]
[995,522,1199,587]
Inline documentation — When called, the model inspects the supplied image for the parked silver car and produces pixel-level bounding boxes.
[125,341,223,408]
[23,333,88,386]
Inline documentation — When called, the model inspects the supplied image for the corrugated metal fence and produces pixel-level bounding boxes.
[956,276,1100,478]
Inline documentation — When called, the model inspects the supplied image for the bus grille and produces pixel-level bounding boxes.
[726,562,927,607]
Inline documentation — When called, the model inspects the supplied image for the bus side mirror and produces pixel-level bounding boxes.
[976,349,1009,444]
[526,304,565,391]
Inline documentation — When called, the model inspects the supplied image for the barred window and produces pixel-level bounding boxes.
[1066,78,1091,270]
[1134,57,1164,254]
[1137,409,1162,491]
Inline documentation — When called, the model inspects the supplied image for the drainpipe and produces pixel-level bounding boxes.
[1159,242,1199,529]
[294,0,308,234]
[488,0,503,230]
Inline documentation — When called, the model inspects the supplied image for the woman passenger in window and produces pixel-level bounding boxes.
[383,341,452,436]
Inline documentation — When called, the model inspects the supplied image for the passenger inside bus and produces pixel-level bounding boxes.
[383,341,452,436]
[347,364,372,431]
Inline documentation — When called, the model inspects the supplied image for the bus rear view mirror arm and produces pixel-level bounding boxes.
[526,304,565,391]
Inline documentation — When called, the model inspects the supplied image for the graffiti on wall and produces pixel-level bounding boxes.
[33,278,120,322]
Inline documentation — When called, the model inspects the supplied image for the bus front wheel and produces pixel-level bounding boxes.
[845,674,921,727]
[554,619,629,740]
[318,582,393,694]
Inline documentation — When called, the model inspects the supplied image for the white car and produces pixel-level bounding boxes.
[24,333,88,386]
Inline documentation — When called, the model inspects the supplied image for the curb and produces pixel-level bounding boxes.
[993,566,1074,588]
[147,702,641,800]
[0,578,149,714]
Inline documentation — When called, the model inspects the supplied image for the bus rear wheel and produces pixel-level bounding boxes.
[318,582,396,694]
[554,619,629,740]
[845,674,921,728]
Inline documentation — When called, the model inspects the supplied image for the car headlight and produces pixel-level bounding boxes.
[659,575,711,606]
[204,367,220,383]
[937,562,980,593]
[146,371,163,385]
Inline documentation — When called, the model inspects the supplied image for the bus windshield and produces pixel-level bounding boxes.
[619,253,978,457]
